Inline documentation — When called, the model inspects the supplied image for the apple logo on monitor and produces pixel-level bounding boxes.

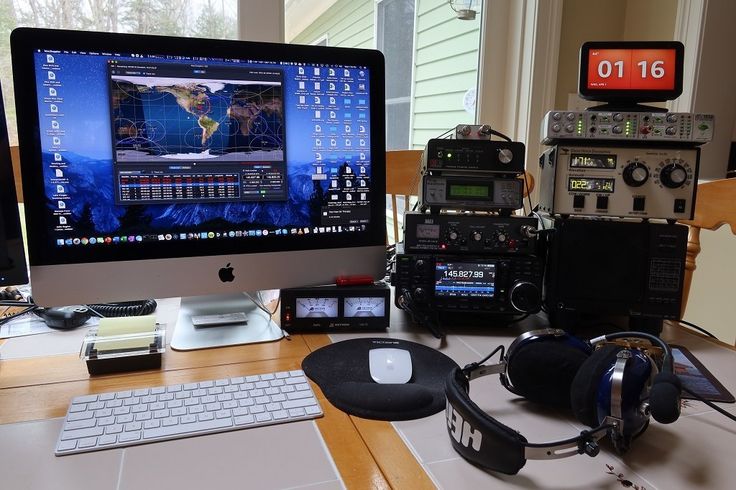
[218,263,235,282]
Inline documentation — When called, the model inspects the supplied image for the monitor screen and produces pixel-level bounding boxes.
[11,28,386,307]
[0,83,28,287]
[578,41,684,103]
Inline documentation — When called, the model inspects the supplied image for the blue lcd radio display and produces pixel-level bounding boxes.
[434,261,495,298]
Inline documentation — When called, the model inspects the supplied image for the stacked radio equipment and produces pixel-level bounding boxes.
[391,125,543,335]
[538,41,714,335]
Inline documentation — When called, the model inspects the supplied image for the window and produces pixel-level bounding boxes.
[0,0,239,144]
[377,0,415,150]
[285,0,482,151]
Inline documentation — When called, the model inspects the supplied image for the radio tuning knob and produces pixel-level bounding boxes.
[447,229,459,242]
[414,259,426,272]
[509,281,541,313]
[666,113,678,123]
[622,162,649,187]
[498,149,513,164]
[495,232,507,243]
[412,288,427,303]
[470,231,483,242]
[660,163,688,189]
[520,225,537,238]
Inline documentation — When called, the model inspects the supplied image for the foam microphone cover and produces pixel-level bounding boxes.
[649,372,682,424]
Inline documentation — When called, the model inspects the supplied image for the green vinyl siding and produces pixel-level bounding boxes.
[410,0,480,148]
[414,70,476,97]
[290,0,374,48]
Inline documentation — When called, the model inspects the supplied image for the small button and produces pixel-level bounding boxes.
[674,199,686,213]
[573,195,585,208]
[596,196,609,210]
[633,197,646,211]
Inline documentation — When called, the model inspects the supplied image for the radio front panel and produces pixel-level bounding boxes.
[539,145,699,220]
[541,111,714,145]
[419,175,523,212]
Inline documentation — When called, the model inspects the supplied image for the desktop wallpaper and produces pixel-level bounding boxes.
[33,51,372,243]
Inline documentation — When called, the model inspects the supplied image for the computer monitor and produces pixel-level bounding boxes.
[0,82,28,287]
[10,28,386,348]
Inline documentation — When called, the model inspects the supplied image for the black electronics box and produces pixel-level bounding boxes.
[544,218,687,334]
[280,283,390,332]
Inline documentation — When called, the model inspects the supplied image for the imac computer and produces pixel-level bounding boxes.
[10,28,386,349]
[0,83,28,287]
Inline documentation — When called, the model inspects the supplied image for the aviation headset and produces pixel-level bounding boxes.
[444,328,681,475]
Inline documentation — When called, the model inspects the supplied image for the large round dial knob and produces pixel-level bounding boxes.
[447,229,460,242]
[498,149,513,164]
[622,162,649,187]
[659,163,688,188]
[509,281,541,313]
[412,288,427,303]
[470,231,483,242]
[414,259,426,272]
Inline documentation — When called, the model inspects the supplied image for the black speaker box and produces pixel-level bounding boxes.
[544,218,688,334]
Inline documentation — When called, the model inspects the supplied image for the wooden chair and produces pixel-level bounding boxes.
[678,178,736,320]
[10,146,23,203]
[384,149,537,244]
[386,150,423,244]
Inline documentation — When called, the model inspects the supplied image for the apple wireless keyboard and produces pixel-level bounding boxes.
[55,369,323,456]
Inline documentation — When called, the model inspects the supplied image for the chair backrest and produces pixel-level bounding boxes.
[678,178,736,319]
[386,150,423,244]
[10,146,22,203]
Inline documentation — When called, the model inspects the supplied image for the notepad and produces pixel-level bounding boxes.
[95,315,157,352]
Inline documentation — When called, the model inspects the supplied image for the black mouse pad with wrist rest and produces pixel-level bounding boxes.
[302,338,460,420]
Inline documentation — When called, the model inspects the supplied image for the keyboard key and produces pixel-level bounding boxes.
[61,426,104,440]
[65,419,96,430]
[74,395,98,404]
[56,370,322,456]
[234,415,255,425]
[282,398,318,410]
[78,437,98,448]
[143,418,231,439]
[57,440,78,451]
[119,432,141,443]
[255,413,272,422]
[67,412,94,422]
[98,435,117,446]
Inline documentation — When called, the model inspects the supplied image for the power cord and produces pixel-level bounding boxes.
[681,386,736,423]
[244,291,289,340]
[674,319,717,339]
[396,290,444,339]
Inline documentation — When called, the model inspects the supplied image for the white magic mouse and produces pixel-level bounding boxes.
[369,348,413,384]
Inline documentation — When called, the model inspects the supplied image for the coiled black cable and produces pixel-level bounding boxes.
[85,299,158,317]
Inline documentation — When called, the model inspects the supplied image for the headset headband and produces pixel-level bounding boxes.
[445,330,677,474]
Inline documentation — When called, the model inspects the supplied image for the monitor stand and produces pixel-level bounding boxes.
[170,293,283,351]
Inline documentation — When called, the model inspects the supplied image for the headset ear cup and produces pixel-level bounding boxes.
[570,344,624,427]
[506,339,590,407]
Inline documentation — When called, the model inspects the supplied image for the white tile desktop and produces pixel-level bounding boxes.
[0,418,344,490]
